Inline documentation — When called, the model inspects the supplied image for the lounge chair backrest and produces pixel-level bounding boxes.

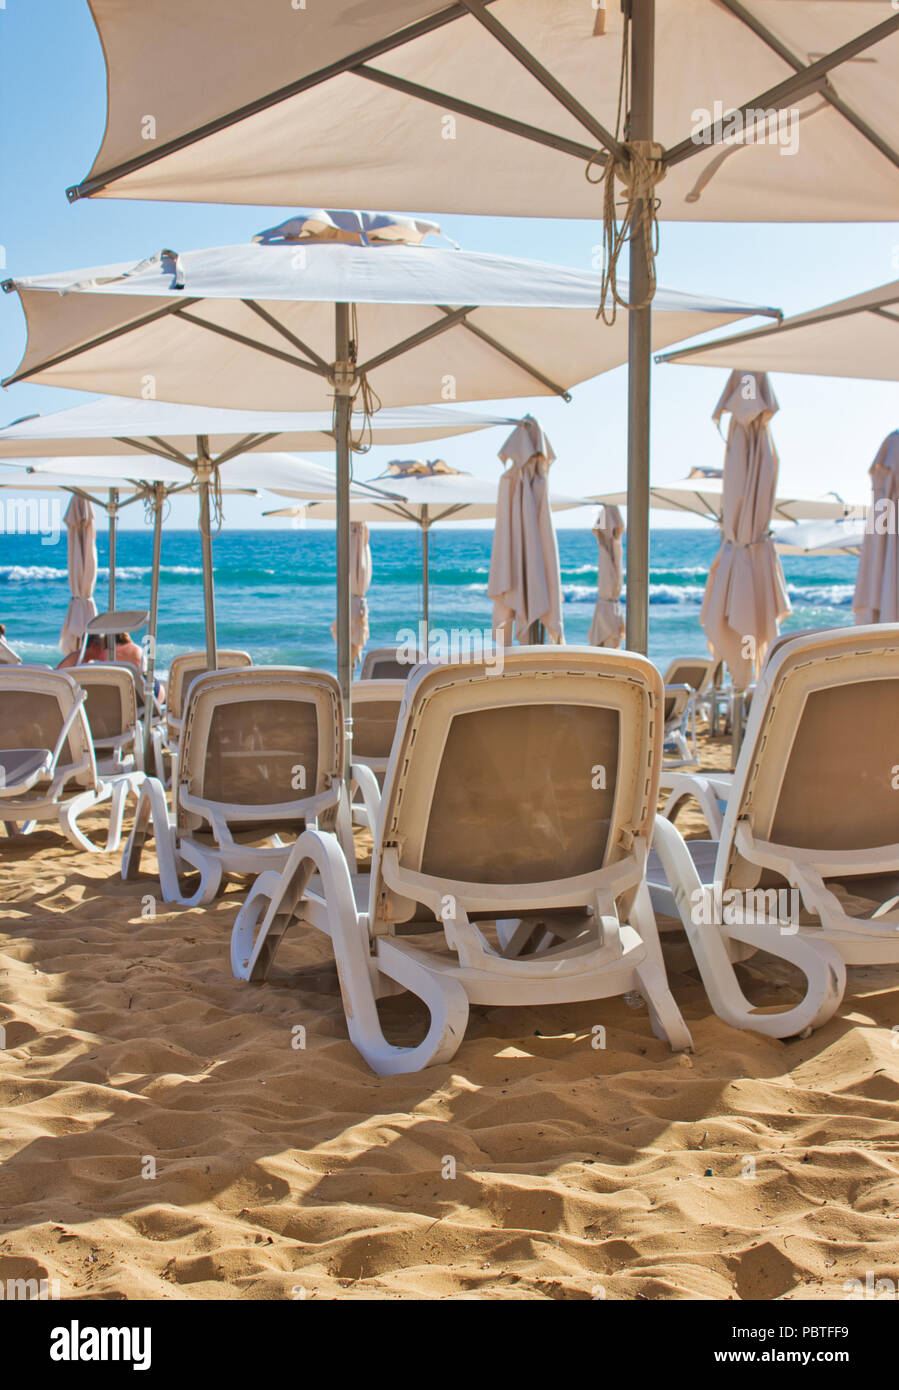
[663,657,715,693]
[371,646,662,928]
[359,647,422,681]
[70,663,138,741]
[176,666,342,834]
[167,650,252,722]
[663,686,690,726]
[350,680,406,763]
[0,668,97,790]
[717,625,899,890]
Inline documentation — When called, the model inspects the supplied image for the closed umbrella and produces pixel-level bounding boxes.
[331,521,372,666]
[700,370,790,689]
[853,432,899,625]
[60,494,98,656]
[588,505,626,649]
[489,417,563,645]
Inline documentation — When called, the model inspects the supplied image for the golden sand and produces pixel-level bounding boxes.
[1,735,897,1300]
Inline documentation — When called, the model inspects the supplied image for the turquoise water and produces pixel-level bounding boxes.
[0,526,858,675]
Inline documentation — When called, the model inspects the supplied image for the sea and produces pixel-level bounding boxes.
[0,526,858,676]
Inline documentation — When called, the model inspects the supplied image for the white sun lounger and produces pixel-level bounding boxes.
[359,646,422,681]
[646,624,899,1037]
[155,648,252,783]
[662,683,699,767]
[70,662,145,775]
[230,646,692,1075]
[659,632,822,835]
[0,668,144,851]
[122,665,351,906]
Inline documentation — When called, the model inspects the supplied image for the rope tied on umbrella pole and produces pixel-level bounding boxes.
[585,5,664,324]
[331,303,383,467]
[591,139,665,324]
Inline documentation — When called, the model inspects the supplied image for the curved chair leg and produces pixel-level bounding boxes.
[652,814,845,1039]
[231,870,296,980]
[173,840,224,907]
[121,777,182,901]
[634,958,693,1051]
[231,830,470,1075]
[105,773,145,853]
[59,785,114,853]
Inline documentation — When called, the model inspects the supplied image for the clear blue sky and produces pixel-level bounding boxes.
[0,0,896,531]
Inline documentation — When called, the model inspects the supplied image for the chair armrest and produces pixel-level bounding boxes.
[49,689,88,774]
[351,761,384,839]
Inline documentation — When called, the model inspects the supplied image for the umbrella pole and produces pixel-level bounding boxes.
[107,487,118,657]
[196,442,218,671]
[625,0,655,657]
[421,506,430,647]
[142,483,165,759]
[334,302,354,783]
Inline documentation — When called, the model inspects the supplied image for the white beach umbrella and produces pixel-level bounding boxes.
[1,226,769,411]
[588,505,626,649]
[1,215,770,743]
[66,3,899,220]
[657,281,899,380]
[589,470,852,524]
[701,371,790,688]
[853,432,899,625]
[0,396,515,459]
[0,395,516,689]
[266,455,587,632]
[489,418,563,645]
[22,449,386,712]
[61,1,898,656]
[60,494,99,656]
[773,516,866,557]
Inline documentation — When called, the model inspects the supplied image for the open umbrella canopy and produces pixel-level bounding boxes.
[0,396,518,460]
[267,462,587,523]
[66,1,899,220]
[23,450,399,499]
[1,233,777,407]
[657,281,899,380]
[0,464,147,501]
[773,515,866,556]
[589,468,853,524]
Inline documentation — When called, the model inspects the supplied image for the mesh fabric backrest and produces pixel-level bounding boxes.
[420,702,620,884]
[82,682,124,739]
[368,656,414,681]
[171,651,249,717]
[664,694,677,723]
[671,662,709,690]
[770,679,899,850]
[201,697,319,806]
[353,699,402,759]
[0,689,73,762]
